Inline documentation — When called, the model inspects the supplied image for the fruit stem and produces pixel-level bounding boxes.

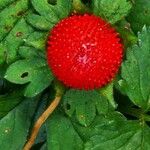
[23,96,61,150]
[121,107,150,122]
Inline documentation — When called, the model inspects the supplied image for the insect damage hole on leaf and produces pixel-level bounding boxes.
[47,0,57,5]
[21,72,28,78]
[65,103,71,110]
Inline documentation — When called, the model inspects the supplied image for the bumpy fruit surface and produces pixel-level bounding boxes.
[47,14,123,90]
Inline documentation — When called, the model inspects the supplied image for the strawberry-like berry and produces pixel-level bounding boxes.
[47,14,123,90]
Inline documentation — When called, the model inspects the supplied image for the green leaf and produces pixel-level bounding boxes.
[0,18,33,64]
[127,0,150,33]
[0,97,38,150]
[121,26,150,110]
[0,0,30,41]
[46,113,83,150]
[0,0,33,64]
[75,112,150,150]
[25,31,48,50]
[0,89,23,118]
[5,58,54,97]
[92,0,132,24]
[0,0,16,11]
[63,90,109,126]
[18,46,45,59]
[0,43,6,64]
[29,0,72,31]
[26,13,55,31]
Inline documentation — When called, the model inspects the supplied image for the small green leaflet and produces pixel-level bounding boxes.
[46,113,83,150]
[24,31,48,51]
[18,46,45,59]
[98,82,117,109]
[92,0,132,24]
[0,98,38,150]
[63,90,109,126]
[27,0,72,31]
[5,58,54,97]
[121,26,150,110]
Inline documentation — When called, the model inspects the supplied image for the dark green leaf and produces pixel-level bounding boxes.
[75,112,150,150]
[127,0,150,33]
[63,90,109,126]
[121,26,150,110]
[46,113,83,150]
[0,98,38,150]
[0,89,23,118]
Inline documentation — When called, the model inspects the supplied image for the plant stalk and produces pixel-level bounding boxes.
[23,96,61,150]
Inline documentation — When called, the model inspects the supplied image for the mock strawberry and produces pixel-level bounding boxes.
[47,14,123,90]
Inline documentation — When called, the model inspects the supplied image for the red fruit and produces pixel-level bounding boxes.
[47,14,123,90]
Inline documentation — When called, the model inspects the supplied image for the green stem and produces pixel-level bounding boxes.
[121,107,150,122]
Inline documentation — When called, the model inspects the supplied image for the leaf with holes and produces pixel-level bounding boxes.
[5,58,54,97]
[92,0,132,24]
[0,0,33,64]
[63,90,110,126]
[121,26,150,110]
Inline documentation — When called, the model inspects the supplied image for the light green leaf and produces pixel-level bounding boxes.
[92,0,132,24]
[121,26,150,110]
[63,90,109,126]
[29,0,72,31]
[0,98,38,150]
[46,113,83,150]
[127,0,150,33]
[5,58,54,97]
